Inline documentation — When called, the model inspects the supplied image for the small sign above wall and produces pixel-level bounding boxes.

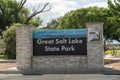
[88,28,100,42]
[33,29,87,56]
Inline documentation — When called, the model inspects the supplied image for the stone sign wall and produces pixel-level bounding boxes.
[16,22,104,74]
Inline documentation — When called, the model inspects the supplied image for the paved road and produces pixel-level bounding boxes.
[0,74,120,80]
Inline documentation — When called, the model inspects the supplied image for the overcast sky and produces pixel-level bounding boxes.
[24,0,108,26]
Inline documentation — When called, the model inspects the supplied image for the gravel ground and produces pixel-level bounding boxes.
[0,74,120,80]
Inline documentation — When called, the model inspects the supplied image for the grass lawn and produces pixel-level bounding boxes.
[105,50,120,55]
[0,54,5,59]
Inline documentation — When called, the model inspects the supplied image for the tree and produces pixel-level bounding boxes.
[0,0,51,59]
[28,17,43,27]
[107,0,120,41]
[57,7,109,29]
[0,0,51,33]
[108,0,120,17]
[25,2,51,24]
[45,19,59,29]
[2,23,21,59]
[57,6,120,42]
[104,17,120,41]
[0,0,29,31]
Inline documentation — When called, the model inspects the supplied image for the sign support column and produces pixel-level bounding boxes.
[16,26,33,70]
[86,22,104,68]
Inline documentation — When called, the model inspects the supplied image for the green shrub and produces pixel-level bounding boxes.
[2,23,21,59]
[0,54,5,59]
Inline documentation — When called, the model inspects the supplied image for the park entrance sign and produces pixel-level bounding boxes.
[33,29,87,55]
[16,22,104,74]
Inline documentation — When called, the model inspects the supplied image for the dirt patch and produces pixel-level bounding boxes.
[105,62,120,70]
[104,55,120,70]
[111,56,120,58]
[0,63,16,70]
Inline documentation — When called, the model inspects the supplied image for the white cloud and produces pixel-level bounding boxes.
[25,0,79,16]
[50,1,79,16]
[82,2,108,8]
[25,0,79,25]
[22,0,108,25]
[26,0,77,3]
